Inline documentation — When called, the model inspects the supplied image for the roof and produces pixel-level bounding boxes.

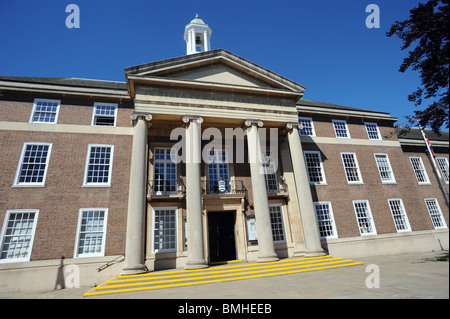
[396,126,449,142]
[0,76,127,90]
[189,14,206,25]
[297,99,391,115]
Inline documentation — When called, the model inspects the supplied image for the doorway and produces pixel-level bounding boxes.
[208,211,236,263]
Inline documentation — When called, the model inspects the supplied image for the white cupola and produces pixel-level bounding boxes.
[184,14,212,55]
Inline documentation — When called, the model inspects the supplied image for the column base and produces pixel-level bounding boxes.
[257,255,279,263]
[184,260,209,270]
[304,250,326,257]
[121,264,148,276]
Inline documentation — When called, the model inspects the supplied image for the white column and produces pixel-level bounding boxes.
[286,122,325,257]
[187,30,193,55]
[191,30,196,53]
[245,119,279,263]
[121,113,152,275]
[203,30,209,51]
[183,115,209,270]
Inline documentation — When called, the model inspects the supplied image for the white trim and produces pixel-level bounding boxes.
[268,203,287,244]
[424,198,448,230]
[0,209,39,263]
[83,144,114,187]
[340,152,363,184]
[436,157,449,184]
[13,142,53,187]
[91,102,118,127]
[364,122,382,140]
[373,153,396,184]
[74,208,108,258]
[332,119,350,139]
[303,150,327,185]
[152,206,178,253]
[352,200,377,236]
[298,117,316,137]
[313,201,338,240]
[387,199,412,233]
[409,156,431,185]
[29,98,61,124]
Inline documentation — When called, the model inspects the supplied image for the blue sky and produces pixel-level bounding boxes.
[0,0,439,129]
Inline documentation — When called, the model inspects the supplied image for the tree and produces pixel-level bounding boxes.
[387,0,449,133]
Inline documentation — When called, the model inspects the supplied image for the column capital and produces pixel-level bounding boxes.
[130,113,152,125]
[244,119,263,128]
[182,115,203,124]
[285,122,304,131]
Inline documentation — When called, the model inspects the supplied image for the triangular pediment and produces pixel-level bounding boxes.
[125,49,305,94]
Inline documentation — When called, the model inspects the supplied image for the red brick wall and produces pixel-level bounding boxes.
[0,93,133,261]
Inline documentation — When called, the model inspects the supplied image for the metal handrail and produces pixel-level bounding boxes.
[96,254,125,272]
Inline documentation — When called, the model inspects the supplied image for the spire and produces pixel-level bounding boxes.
[184,14,212,55]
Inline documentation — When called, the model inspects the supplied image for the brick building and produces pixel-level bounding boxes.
[0,16,448,292]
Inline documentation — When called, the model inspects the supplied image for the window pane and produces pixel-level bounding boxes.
[304,151,325,183]
[1,212,36,261]
[31,99,60,123]
[314,203,336,239]
[333,120,349,138]
[17,144,50,184]
[353,201,375,235]
[388,199,410,231]
[86,146,112,184]
[425,199,447,229]
[153,209,176,252]
[77,210,106,256]
[269,206,285,242]
[410,157,429,183]
[341,153,361,182]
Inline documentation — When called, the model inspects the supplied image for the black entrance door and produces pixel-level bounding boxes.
[208,211,236,263]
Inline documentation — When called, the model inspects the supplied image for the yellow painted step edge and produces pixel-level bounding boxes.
[117,255,334,279]
[84,261,364,297]
[109,257,343,283]
[99,260,354,290]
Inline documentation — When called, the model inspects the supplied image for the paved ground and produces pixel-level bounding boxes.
[0,251,448,299]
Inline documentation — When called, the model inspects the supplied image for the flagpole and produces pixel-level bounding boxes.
[416,119,449,207]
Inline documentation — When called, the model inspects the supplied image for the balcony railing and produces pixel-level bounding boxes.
[148,177,287,199]
[201,178,247,196]
[148,179,185,199]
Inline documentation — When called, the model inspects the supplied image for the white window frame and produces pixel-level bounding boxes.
[332,119,350,138]
[409,156,430,185]
[341,152,363,184]
[0,209,39,263]
[364,122,381,140]
[436,157,449,184]
[13,142,53,187]
[314,201,338,239]
[304,151,327,184]
[387,199,411,232]
[374,153,396,184]
[207,149,231,194]
[298,117,316,136]
[74,208,108,258]
[29,98,61,124]
[269,204,287,244]
[91,102,118,127]
[152,207,178,253]
[83,144,114,187]
[262,151,279,193]
[424,198,447,229]
[153,147,178,195]
[352,200,377,236]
